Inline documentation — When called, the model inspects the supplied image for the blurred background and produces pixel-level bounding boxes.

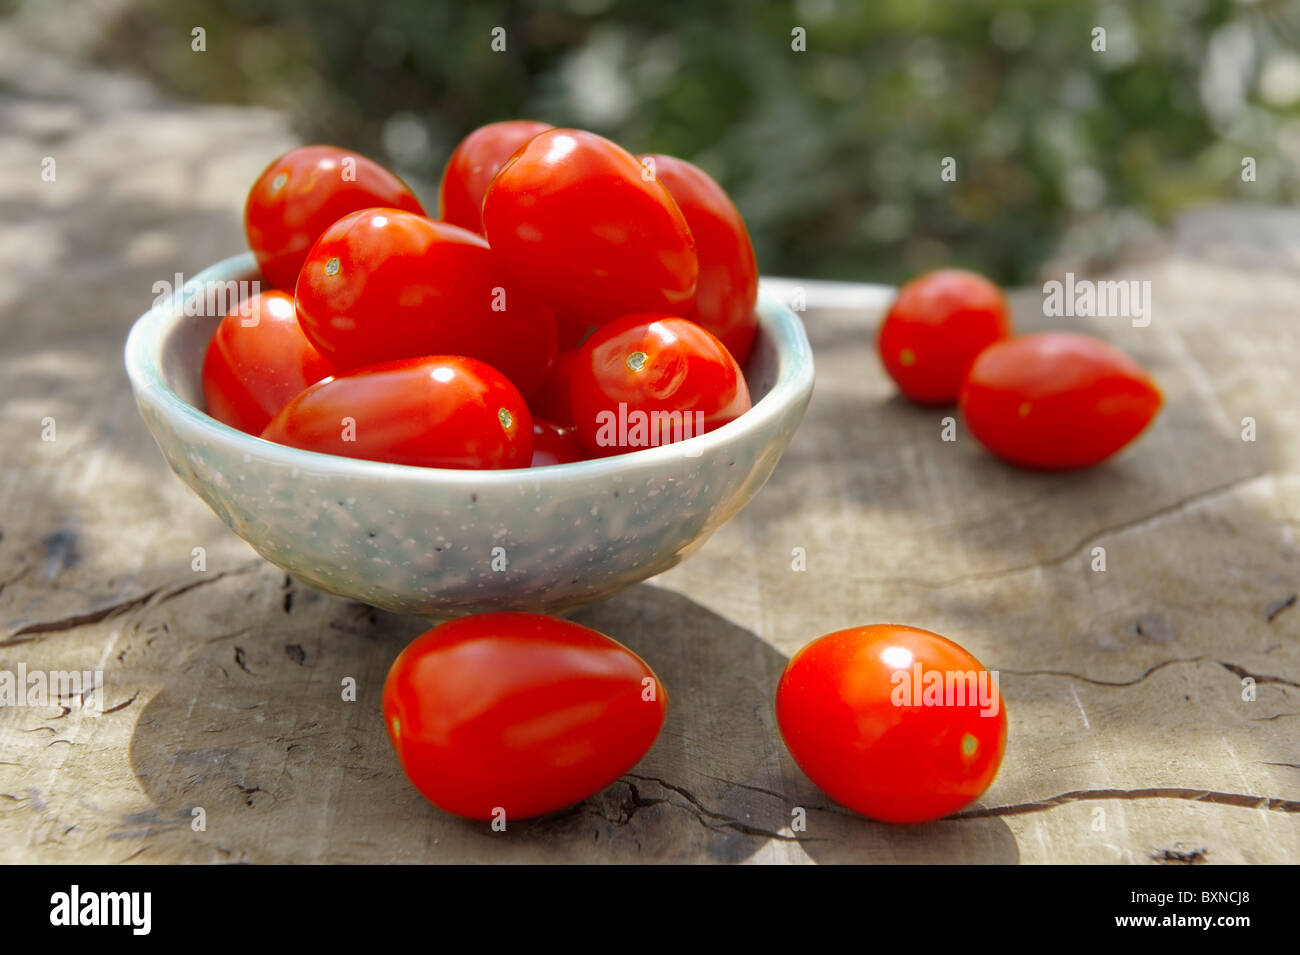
[5,0,1298,283]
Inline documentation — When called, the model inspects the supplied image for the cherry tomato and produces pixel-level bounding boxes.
[295,208,557,398]
[260,355,532,470]
[643,154,759,366]
[530,418,587,467]
[482,128,698,327]
[382,612,668,820]
[556,313,595,351]
[569,314,751,457]
[439,120,551,235]
[776,624,1007,825]
[200,290,334,435]
[245,145,424,290]
[960,332,1162,470]
[531,349,579,426]
[878,269,1012,405]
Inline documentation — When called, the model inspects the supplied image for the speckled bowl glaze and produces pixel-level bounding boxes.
[124,252,813,616]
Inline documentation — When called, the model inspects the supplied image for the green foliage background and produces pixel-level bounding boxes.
[89,0,1300,282]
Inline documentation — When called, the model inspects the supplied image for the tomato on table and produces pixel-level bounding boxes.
[382,612,668,820]
[482,128,698,327]
[642,153,759,367]
[960,332,1162,470]
[877,269,1012,405]
[776,624,1007,825]
[530,418,587,467]
[201,289,334,435]
[439,120,551,235]
[245,145,424,290]
[260,355,532,470]
[294,208,557,398]
[568,313,751,457]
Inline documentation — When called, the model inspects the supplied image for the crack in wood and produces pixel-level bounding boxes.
[955,787,1300,819]
[1,562,261,645]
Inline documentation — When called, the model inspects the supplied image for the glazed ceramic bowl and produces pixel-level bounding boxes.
[124,252,814,616]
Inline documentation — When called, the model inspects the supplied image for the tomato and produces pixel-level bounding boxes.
[382,612,668,820]
[260,356,532,469]
[877,269,1012,405]
[439,120,551,235]
[245,145,424,291]
[482,129,698,327]
[530,418,587,467]
[960,332,1162,470]
[568,314,750,457]
[556,313,595,352]
[295,208,557,398]
[200,290,334,435]
[642,154,759,366]
[531,349,579,426]
[776,624,1007,825]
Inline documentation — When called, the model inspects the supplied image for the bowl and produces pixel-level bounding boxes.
[124,252,814,616]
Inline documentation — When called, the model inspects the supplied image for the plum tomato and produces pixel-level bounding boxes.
[438,120,551,235]
[245,145,424,290]
[568,314,751,457]
[530,418,587,467]
[201,289,334,436]
[776,624,1007,825]
[482,129,698,327]
[960,332,1162,470]
[294,208,557,398]
[877,269,1012,405]
[259,355,533,470]
[382,612,668,820]
[531,349,579,427]
[642,154,759,367]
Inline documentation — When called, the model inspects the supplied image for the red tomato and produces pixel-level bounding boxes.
[382,612,668,820]
[201,290,334,435]
[643,154,759,366]
[776,624,1007,825]
[878,269,1012,405]
[960,332,1162,470]
[439,120,551,235]
[245,145,424,290]
[530,418,587,467]
[482,129,698,327]
[260,356,532,470]
[569,314,751,457]
[556,313,595,351]
[295,208,557,398]
[531,349,579,426]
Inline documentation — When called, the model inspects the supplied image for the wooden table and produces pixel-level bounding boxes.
[3,32,1298,864]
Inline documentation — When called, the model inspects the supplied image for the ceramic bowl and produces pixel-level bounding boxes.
[124,252,814,616]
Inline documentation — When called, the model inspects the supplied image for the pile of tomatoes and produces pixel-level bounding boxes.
[876,268,1163,469]
[202,123,760,469]
[192,125,1172,833]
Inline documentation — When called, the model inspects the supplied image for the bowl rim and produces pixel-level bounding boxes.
[124,252,815,486]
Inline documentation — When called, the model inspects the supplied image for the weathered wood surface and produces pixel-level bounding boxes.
[2,33,1299,864]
